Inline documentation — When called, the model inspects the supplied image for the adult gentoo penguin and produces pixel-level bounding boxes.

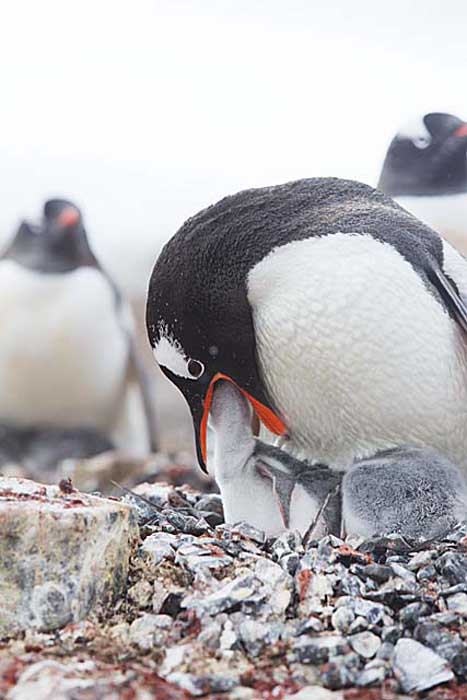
[378,112,467,254]
[146,178,467,478]
[0,199,158,456]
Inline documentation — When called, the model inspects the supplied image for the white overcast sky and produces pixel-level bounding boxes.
[0,0,466,299]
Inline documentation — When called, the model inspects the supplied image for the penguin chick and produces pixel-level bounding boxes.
[342,447,467,540]
[253,441,341,537]
[209,379,285,535]
[209,379,338,536]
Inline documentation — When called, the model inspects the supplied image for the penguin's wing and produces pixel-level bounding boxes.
[430,241,467,335]
[432,268,467,334]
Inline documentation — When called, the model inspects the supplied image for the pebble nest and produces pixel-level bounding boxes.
[3,478,467,700]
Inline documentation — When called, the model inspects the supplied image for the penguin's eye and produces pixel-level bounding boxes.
[413,136,430,149]
[187,359,205,379]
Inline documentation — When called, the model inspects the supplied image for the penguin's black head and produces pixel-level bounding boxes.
[146,188,297,472]
[4,199,97,273]
[378,112,467,196]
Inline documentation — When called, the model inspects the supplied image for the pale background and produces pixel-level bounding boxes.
[1,0,466,300]
[1,0,466,450]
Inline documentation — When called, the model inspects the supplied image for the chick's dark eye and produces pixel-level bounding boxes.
[187,359,204,378]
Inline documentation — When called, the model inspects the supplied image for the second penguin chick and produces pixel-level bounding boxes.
[342,447,467,540]
[209,379,339,536]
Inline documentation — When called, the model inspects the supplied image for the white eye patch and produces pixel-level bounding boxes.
[153,334,204,380]
[397,116,432,149]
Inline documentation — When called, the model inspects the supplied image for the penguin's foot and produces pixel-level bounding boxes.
[342,446,467,540]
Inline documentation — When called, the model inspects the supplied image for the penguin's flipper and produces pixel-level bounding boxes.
[432,266,467,334]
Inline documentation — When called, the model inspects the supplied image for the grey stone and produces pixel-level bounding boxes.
[296,617,324,636]
[437,551,467,585]
[183,575,259,615]
[231,521,266,543]
[447,592,467,617]
[331,606,355,634]
[293,635,347,664]
[399,601,431,627]
[195,494,224,517]
[167,672,238,696]
[140,532,177,565]
[356,660,386,686]
[392,638,454,692]
[129,613,171,651]
[0,477,137,635]
[349,631,381,659]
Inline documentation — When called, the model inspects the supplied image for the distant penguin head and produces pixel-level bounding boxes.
[5,199,97,273]
[378,112,467,196]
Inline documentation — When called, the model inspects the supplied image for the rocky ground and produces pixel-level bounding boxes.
[3,467,467,699]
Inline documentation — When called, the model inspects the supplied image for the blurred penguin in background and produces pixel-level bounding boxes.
[0,199,158,470]
[378,112,467,255]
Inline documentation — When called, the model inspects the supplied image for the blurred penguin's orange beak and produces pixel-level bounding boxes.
[57,208,80,228]
[200,372,286,465]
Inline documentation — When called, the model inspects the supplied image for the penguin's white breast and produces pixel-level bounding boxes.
[0,261,128,429]
[247,233,467,469]
[396,193,467,256]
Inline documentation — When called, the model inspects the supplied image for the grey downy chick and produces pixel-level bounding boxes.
[342,446,467,540]
[209,380,339,536]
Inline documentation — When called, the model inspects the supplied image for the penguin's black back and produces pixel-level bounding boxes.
[147,178,448,363]
[151,179,443,305]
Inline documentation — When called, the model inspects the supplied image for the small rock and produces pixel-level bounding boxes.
[140,532,177,565]
[127,579,153,608]
[408,550,434,571]
[452,648,467,678]
[183,575,259,615]
[152,580,169,613]
[357,564,392,583]
[376,641,394,660]
[348,631,380,659]
[231,521,266,544]
[331,607,355,634]
[437,551,467,585]
[320,652,360,690]
[167,672,238,696]
[356,659,386,686]
[417,564,437,581]
[293,636,347,664]
[447,592,467,617]
[195,494,224,517]
[399,602,431,627]
[392,638,454,692]
[129,613,171,651]
[381,625,402,644]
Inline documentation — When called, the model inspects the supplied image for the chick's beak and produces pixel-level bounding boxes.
[195,372,286,472]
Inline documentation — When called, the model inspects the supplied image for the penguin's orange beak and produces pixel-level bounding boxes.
[200,372,286,466]
[57,207,80,228]
[454,124,467,138]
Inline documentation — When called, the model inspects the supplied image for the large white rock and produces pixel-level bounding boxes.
[0,477,138,635]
